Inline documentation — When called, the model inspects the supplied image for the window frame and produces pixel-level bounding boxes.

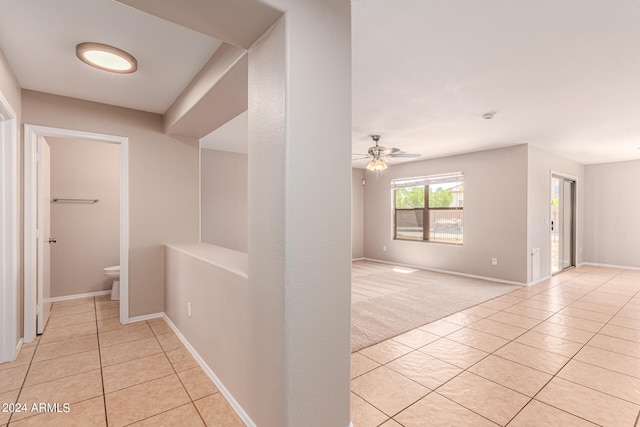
[392,174,464,245]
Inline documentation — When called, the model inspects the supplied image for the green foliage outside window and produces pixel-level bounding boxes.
[429,187,453,208]
[395,185,455,209]
[395,186,424,208]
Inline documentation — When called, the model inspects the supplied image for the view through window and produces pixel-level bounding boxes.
[392,173,464,244]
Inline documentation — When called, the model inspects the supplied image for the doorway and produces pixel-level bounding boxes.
[24,124,130,342]
[551,175,576,274]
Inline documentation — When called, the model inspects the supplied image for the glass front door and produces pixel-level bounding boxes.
[551,176,575,274]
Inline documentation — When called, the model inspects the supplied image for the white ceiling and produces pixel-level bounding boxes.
[352,0,640,167]
[1,1,640,166]
[0,0,222,114]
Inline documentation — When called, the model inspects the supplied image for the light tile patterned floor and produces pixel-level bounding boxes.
[3,265,640,426]
[0,295,243,426]
[351,265,640,426]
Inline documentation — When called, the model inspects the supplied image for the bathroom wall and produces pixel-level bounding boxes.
[22,90,200,317]
[200,148,248,253]
[47,137,120,297]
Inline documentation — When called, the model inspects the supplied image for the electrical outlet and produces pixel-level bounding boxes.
[492,258,498,266]
[383,245,387,252]
[187,302,192,317]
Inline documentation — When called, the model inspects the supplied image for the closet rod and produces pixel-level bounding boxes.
[52,198,99,203]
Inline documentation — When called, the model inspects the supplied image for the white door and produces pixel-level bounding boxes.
[37,138,52,334]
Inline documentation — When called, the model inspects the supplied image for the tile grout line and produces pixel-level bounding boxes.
[6,298,103,425]
[353,266,640,425]
[481,270,601,424]
[93,296,110,427]
[6,325,39,426]
[355,294,549,420]
[146,320,211,427]
[503,269,640,425]
[549,288,640,406]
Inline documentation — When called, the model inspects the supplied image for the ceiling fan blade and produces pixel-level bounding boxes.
[352,156,371,161]
[381,147,401,155]
[390,153,421,158]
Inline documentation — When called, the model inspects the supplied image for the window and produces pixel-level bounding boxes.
[392,173,464,244]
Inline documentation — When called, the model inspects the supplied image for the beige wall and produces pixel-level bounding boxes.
[200,149,247,253]
[0,51,20,112]
[363,145,529,284]
[22,90,200,317]
[584,159,640,267]
[352,168,364,259]
[247,1,351,424]
[527,145,585,280]
[47,137,120,297]
[164,244,251,421]
[0,48,22,348]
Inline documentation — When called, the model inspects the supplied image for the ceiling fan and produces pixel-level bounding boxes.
[353,135,421,171]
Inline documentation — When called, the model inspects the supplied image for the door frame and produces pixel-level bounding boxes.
[0,92,18,363]
[24,124,130,342]
[549,171,578,275]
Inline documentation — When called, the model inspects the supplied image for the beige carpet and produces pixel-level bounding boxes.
[351,260,519,352]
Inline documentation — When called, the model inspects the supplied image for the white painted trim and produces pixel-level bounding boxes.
[127,312,163,323]
[0,92,18,363]
[24,124,130,343]
[549,171,580,276]
[23,125,37,343]
[15,338,23,357]
[526,275,552,286]
[120,139,130,325]
[351,257,365,262]
[45,290,111,303]
[198,140,202,242]
[36,137,46,334]
[362,258,527,286]
[162,314,256,427]
[581,262,640,271]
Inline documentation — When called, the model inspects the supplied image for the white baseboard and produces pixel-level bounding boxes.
[45,290,111,303]
[352,257,365,262]
[162,314,256,427]
[15,338,23,358]
[527,275,552,286]
[363,258,527,286]
[127,312,164,323]
[581,262,640,271]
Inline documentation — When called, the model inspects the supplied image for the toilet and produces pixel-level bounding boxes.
[103,265,120,300]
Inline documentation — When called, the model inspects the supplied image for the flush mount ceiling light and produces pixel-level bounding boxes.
[76,42,137,74]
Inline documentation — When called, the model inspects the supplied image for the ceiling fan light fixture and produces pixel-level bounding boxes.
[76,42,137,74]
[367,157,388,171]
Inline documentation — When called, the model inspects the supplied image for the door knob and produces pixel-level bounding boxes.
[48,237,57,244]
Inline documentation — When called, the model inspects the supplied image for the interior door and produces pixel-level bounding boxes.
[551,176,575,274]
[37,138,52,334]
